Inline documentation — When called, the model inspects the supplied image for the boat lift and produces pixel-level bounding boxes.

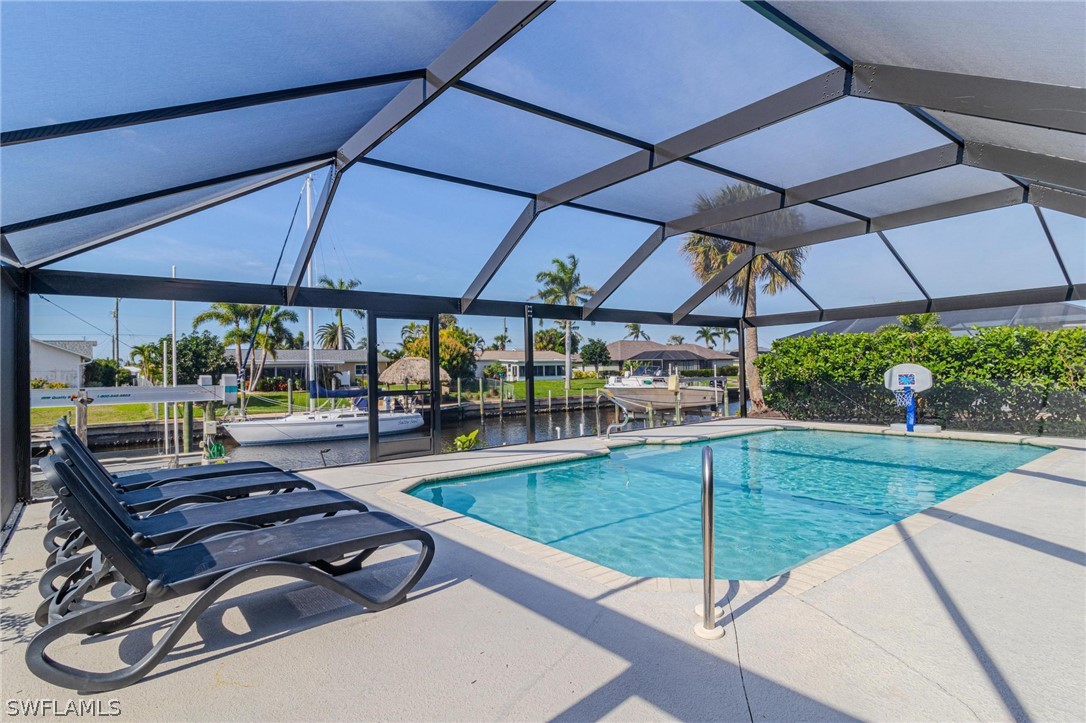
[31,374,238,455]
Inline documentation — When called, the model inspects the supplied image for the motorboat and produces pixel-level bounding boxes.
[601,367,723,412]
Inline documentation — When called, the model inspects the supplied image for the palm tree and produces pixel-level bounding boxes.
[247,306,299,398]
[624,323,649,341]
[491,333,510,351]
[715,327,737,352]
[192,302,257,373]
[401,322,426,343]
[695,327,720,348]
[532,255,596,390]
[317,321,355,350]
[667,335,685,345]
[682,184,807,411]
[316,276,364,350]
[128,343,160,382]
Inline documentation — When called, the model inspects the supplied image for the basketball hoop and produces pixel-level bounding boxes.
[893,387,914,407]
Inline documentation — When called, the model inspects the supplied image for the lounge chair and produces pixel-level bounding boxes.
[53,417,276,488]
[38,437,372,600]
[29,455,435,692]
[47,433,315,516]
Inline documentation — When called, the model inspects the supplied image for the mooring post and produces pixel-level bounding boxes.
[287,378,293,414]
[74,393,89,445]
[183,402,193,453]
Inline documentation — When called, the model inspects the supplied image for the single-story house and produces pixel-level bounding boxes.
[262,349,390,386]
[476,350,581,380]
[30,338,96,387]
[785,302,1086,337]
[606,340,736,373]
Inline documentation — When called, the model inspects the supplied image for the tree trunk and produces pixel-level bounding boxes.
[743,291,767,412]
[336,309,345,350]
[563,320,572,390]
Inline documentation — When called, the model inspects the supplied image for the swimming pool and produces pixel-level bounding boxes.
[410,430,1049,579]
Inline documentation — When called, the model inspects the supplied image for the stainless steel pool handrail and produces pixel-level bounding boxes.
[695,446,725,639]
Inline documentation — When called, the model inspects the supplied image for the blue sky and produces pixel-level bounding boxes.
[17,1,1085,359]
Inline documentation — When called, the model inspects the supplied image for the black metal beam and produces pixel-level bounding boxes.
[963,143,1086,193]
[538,69,850,211]
[28,268,723,327]
[1,266,32,516]
[1034,207,1074,288]
[285,168,340,304]
[0,235,17,266]
[313,1,553,313]
[1028,184,1086,218]
[878,231,931,310]
[463,69,849,307]
[1,70,427,147]
[851,64,1086,135]
[461,200,537,312]
[524,305,536,443]
[2,154,333,235]
[746,284,1085,327]
[337,1,553,172]
[675,186,1027,324]
[765,254,823,313]
[672,248,755,324]
[582,226,665,319]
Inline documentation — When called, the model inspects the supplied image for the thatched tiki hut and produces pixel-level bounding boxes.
[379,356,451,388]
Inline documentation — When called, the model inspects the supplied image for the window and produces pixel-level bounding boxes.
[354,364,367,376]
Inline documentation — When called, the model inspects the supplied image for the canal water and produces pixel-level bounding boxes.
[96,404,741,472]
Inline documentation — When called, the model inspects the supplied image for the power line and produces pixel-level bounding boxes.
[35,294,136,352]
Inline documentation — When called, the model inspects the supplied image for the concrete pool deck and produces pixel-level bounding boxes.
[2,419,1083,721]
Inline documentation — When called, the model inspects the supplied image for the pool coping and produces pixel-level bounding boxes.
[379,420,1075,596]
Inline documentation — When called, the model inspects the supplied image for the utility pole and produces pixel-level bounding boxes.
[111,298,119,363]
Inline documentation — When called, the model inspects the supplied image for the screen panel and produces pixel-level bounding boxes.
[484,206,657,304]
[1,1,492,129]
[579,162,769,223]
[884,204,1068,297]
[313,162,530,298]
[368,88,639,194]
[603,235,744,316]
[2,84,406,226]
[463,0,837,143]
[826,166,1018,218]
[49,168,329,285]
[788,234,926,309]
[1040,209,1086,284]
[694,98,947,190]
[772,1,1086,87]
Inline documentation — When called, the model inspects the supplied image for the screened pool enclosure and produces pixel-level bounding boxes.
[2,1,1084,520]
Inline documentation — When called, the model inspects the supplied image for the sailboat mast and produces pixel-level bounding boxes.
[305,175,315,412]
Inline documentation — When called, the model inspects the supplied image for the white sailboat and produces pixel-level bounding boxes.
[221,175,424,447]
[221,400,424,446]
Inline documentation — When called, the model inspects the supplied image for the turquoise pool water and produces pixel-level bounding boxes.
[410,430,1049,579]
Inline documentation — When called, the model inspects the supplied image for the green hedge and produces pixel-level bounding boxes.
[680,366,738,378]
[755,325,1086,437]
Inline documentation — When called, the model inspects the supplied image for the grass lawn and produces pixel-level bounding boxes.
[31,391,314,427]
[510,378,606,400]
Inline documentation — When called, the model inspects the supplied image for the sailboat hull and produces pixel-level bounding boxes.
[222,412,424,446]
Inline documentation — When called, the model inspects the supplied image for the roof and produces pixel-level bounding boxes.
[266,349,388,364]
[787,302,1086,337]
[2,2,1082,331]
[477,350,581,363]
[607,340,734,362]
[33,338,96,360]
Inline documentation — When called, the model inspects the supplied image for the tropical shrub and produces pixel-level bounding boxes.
[755,324,1086,436]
